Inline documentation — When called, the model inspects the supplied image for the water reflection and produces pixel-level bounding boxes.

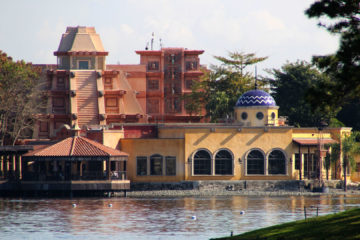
[0,195,360,240]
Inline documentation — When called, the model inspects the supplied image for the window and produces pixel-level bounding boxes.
[193,150,211,175]
[136,156,147,176]
[78,60,89,69]
[104,77,112,90]
[256,112,264,120]
[185,79,194,89]
[268,150,286,175]
[148,79,159,90]
[39,122,48,132]
[271,112,276,120]
[165,156,176,176]
[215,150,233,175]
[241,112,248,120]
[165,97,182,113]
[147,99,160,114]
[186,61,198,71]
[148,61,159,71]
[247,149,264,175]
[53,97,65,107]
[150,154,163,175]
[57,77,65,89]
[105,98,118,107]
[295,153,300,170]
[356,163,360,172]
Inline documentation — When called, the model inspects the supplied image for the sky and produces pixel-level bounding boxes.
[0,0,339,77]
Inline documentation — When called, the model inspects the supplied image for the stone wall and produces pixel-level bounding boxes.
[130,180,305,192]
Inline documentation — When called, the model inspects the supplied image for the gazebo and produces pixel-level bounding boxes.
[21,136,130,195]
[23,136,128,181]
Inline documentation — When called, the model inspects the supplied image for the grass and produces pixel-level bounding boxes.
[211,208,360,240]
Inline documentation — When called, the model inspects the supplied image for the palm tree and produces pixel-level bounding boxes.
[341,132,360,192]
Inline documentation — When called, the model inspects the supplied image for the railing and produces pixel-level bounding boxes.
[111,171,127,180]
[21,171,128,181]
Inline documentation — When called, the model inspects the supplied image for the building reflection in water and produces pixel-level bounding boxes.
[1,195,360,239]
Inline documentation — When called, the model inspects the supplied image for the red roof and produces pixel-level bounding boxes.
[23,136,128,157]
[293,138,337,146]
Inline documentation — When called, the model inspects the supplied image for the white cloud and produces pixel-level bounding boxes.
[250,10,285,31]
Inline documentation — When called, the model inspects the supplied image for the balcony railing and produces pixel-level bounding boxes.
[22,170,127,181]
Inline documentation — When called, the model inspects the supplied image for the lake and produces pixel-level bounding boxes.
[1,194,360,240]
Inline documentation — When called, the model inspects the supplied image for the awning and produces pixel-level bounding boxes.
[293,138,337,146]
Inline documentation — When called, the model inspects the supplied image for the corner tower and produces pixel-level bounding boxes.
[234,90,279,127]
[51,27,108,131]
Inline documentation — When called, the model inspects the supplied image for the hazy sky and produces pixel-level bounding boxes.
[1,0,338,76]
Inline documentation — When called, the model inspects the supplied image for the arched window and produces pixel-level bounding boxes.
[215,150,233,175]
[268,150,286,175]
[150,154,163,175]
[247,149,265,175]
[193,150,211,175]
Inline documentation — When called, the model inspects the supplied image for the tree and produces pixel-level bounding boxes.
[305,0,360,112]
[324,142,341,180]
[0,51,44,145]
[341,131,360,191]
[269,61,338,127]
[184,51,267,122]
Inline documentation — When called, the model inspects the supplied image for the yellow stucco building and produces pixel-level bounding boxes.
[106,89,351,183]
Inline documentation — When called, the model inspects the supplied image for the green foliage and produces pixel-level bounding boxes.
[270,61,337,127]
[342,132,360,171]
[336,100,360,130]
[341,131,360,191]
[212,208,360,240]
[0,50,44,145]
[184,51,267,122]
[305,0,360,115]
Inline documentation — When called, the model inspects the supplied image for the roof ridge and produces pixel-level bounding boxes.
[70,137,76,155]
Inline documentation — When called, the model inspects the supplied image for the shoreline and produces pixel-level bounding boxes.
[124,188,360,197]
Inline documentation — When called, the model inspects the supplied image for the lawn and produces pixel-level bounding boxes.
[212,208,360,240]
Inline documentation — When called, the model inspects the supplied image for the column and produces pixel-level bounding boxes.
[106,159,111,180]
[0,155,3,178]
[299,144,302,180]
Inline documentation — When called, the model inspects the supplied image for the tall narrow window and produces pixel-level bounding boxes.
[165,156,176,176]
[136,156,147,176]
[150,154,163,175]
[268,150,286,175]
[193,150,211,175]
[215,150,233,175]
[247,149,265,175]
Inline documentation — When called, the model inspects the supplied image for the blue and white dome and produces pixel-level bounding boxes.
[235,90,276,107]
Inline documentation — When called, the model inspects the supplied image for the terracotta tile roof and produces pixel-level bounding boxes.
[293,138,337,146]
[23,136,128,157]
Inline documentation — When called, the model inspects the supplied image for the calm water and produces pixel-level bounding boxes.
[1,195,360,240]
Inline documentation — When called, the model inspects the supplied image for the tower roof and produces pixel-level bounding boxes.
[55,26,106,54]
[235,90,277,107]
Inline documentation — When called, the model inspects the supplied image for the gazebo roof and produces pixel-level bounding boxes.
[23,136,128,158]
